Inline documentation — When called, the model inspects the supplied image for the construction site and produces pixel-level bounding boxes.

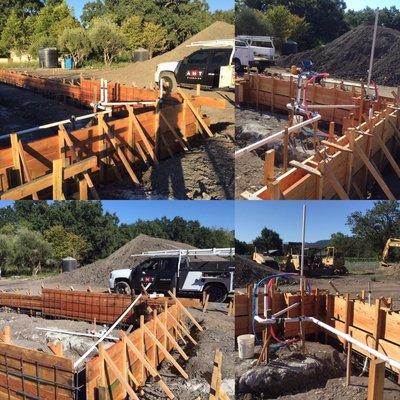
[0,21,235,200]
[0,233,235,400]
[235,202,400,399]
[235,20,400,200]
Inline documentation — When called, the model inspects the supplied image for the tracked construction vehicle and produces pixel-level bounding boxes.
[381,238,400,268]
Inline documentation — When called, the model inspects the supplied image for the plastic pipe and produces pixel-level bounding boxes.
[254,315,400,371]
[73,283,151,369]
[235,114,321,157]
[367,9,379,96]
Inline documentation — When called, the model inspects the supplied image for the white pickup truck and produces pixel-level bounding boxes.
[154,39,254,91]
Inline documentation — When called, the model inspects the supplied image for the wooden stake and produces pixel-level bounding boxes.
[367,359,385,400]
[168,291,203,331]
[346,331,352,386]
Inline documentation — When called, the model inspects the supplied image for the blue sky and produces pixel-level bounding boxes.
[235,201,378,243]
[346,0,398,10]
[0,201,234,231]
[66,0,234,21]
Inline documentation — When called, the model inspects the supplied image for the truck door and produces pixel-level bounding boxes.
[176,49,211,86]
[154,258,179,292]
[206,48,232,87]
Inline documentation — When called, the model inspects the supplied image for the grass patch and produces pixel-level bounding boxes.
[0,61,38,69]
[345,260,380,274]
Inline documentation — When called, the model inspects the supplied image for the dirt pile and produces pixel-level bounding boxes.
[95,21,234,87]
[277,24,400,86]
[236,342,346,398]
[46,234,223,287]
[235,255,278,287]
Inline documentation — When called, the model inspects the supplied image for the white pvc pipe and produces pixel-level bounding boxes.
[36,327,119,341]
[367,9,379,95]
[8,110,112,137]
[100,101,156,106]
[235,114,321,157]
[305,104,359,109]
[253,315,400,371]
[73,283,151,369]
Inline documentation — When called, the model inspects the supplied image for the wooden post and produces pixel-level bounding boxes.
[264,149,275,185]
[367,359,385,400]
[373,298,383,352]
[283,127,289,173]
[346,331,352,386]
[10,133,22,185]
[52,159,64,200]
[139,315,147,383]
[346,128,356,195]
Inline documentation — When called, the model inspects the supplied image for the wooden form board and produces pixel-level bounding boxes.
[0,101,206,199]
[85,303,184,399]
[0,70,160,106]
[0,288,200,324]
[0,341,75,399]
[42,289,137,324]
[0,291,42,311]
[252,107,399,200]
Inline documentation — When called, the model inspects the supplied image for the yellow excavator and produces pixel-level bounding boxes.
[381,238,400,267]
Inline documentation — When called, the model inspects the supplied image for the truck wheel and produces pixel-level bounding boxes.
[160,72,177,94]
[204,285,227,303]
[115,281,132,295]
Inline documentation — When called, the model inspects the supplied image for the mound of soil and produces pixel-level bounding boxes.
[45,234,224,287]
[235,255,278,288]
[96,21,234,87]
[277,24,400,86]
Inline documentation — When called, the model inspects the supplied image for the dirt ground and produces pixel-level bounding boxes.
[236,341,400,399]
[140,304,234,399]
[0,82,88,139]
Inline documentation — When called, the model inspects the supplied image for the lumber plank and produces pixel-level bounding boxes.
[289,160,322,177]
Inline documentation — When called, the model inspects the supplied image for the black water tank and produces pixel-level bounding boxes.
[38,48,59,68]
[61,257,78,272]
[282,40,298,56]
[133,48,149,62]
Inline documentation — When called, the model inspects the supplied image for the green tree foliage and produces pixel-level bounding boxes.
[89,18,125,65]
[29,1,78,57]
[253,228,283,253]
[0,235,13,275]
[81,0,107,27]
[0,10,30,56]
[43,225,89,263]
[58,26,92,67]
[345,6,400,31]
[211,9,235,24]
[328,232,360,257]
[236,8,269,35]
[12,228,53,276]
[142,22,167,58]
[264,5,307,50]
[347,201,400,257]
[235,239,253,255]
[121,15,144,52]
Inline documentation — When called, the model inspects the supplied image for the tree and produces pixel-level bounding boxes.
[212,9,235,24]
[236,7,269,35]
[235,239,253,255]
[0,235,12,276]
[121,15,144,52]
[89,18,125,65]
[58,27,92,67]
[347,201,400,256]
[43,225,89,263]
[0,11,29,57]
[12,228,53,276]
[81,0,107,26]
[329,232,360,258]
[142,22,167,58]
[264,5,307,50]
[28,1,78,57]
[253,228,283,253]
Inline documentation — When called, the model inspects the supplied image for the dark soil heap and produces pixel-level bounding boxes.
[277,24,400,86]
[46,234,224,287]
[235,255,278,287]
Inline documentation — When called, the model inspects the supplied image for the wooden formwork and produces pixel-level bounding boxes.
[0,71,225,200]
[0,288,200,324]
[235,286,400,375]
[236,74,400,200]
[0,329,75,400]
[0,294,202,399]
[0,70,159,106]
